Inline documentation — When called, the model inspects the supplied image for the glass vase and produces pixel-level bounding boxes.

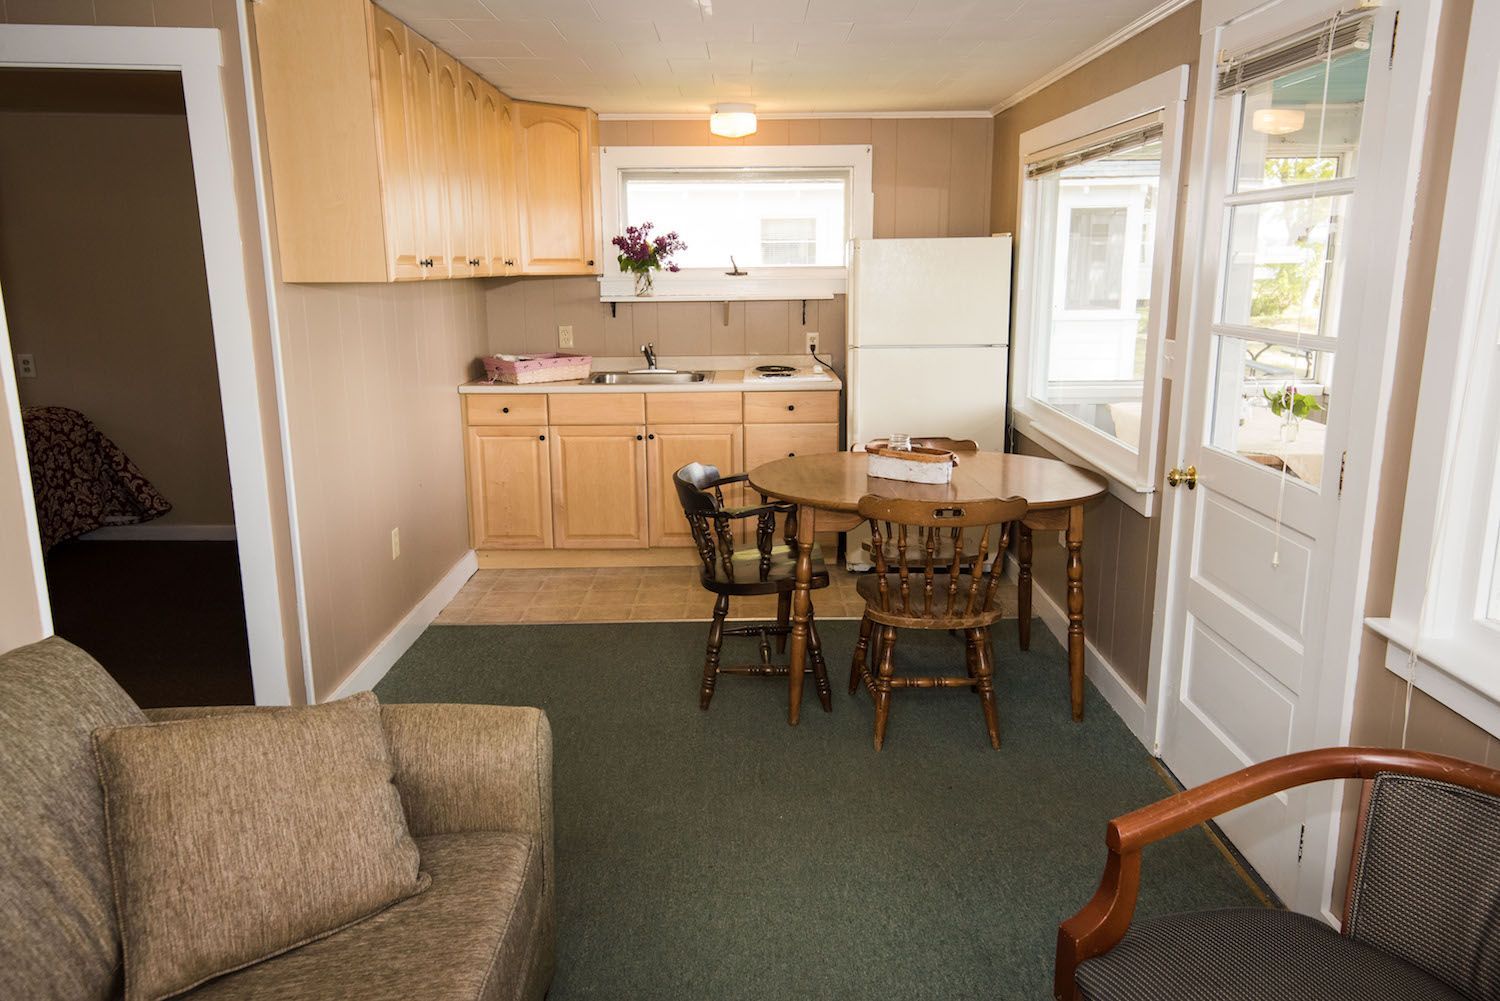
[633,270,654,297]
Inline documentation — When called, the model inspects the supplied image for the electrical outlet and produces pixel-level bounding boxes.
[805,332,819,355]
[391,527,400,560]
[558,325,574,349]
[16,354,35,378]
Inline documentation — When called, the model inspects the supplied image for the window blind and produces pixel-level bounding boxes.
[1025,114,1164,180]
[1216,13,1374,95]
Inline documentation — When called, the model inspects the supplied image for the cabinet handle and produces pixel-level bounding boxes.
[501,406,510,413]
[636,434,643,441]
[587,259,595,266]
[538,434,546,441]
[786,404,795,411]
[787,452,795,457]
[648,433,655,440]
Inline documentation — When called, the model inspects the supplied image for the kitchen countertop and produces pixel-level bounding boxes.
[458,369,842,394]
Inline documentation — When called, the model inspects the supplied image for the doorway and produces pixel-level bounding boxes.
[0,67,252,706]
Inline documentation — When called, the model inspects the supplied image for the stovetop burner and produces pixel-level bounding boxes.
[755,364,795,373]
[760,371,792,378]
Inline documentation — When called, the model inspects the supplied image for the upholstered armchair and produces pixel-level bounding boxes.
[1056,747,1500,1001]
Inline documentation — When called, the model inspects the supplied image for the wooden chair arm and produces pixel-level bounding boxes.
[1054,747,1500,1001]
[720,501,796,520]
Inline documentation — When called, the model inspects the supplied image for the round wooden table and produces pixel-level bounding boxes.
[748,451,1107,725]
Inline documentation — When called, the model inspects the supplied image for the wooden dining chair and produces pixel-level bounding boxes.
[848,493,1028,750]
[673,462,832,711]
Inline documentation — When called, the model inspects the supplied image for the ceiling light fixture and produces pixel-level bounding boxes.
[1251,108,1306,136]
[709,103,757,139]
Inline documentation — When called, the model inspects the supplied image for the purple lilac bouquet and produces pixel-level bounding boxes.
[611,222,686,276]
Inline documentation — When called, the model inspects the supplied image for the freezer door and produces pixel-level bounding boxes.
[847,237,1012,348]
[846,345,1007,451]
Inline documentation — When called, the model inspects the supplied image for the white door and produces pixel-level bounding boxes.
[848,238,1011,347]
[1155,2,1412,905]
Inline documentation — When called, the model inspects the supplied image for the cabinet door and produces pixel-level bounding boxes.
[435,52,469,278]
[407,35,447,279]
[647,424,743,547]
[549,424,648,548]
[743,422,841,545]
[368,7,423,281]
[458,69,489,276]
[514,102,596,275]
[478,87,520,276]
[466,426,552,549]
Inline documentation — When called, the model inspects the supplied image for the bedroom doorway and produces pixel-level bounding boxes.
[0,66,252,707]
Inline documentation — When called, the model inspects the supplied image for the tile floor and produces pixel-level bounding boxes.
[438,566,1019,625]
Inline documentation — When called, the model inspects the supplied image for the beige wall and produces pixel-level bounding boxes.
[274,281,486,700]
[487,116,994,372]
[989,6,1203,697]
[0,0,307,701]
[0,109,233,527]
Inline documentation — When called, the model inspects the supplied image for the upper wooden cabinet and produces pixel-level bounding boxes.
[252,0,598,283]
[514,103,600,275]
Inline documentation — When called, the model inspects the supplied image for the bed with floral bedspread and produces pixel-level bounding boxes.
[21,406,172,550]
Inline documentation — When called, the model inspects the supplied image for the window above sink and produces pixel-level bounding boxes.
[597,144,874,302]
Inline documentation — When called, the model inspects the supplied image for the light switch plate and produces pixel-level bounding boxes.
[558,325,574,349]
[16,353,35,378]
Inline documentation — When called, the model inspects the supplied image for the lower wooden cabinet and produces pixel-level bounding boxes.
[646,424,743,547]
[549,424,649,548]
[466,426,551,549]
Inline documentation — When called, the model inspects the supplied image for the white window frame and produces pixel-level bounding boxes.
[596,144,874,302]
[1012,66,1189,517]
[1368,0,1500,738]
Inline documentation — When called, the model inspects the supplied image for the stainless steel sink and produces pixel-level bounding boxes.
[588,371,708,384]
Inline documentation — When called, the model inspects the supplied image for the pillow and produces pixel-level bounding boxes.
[91,692,428,1001]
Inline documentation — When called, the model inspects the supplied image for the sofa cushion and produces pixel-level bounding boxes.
[0,637,146,1001]
[184,831,545,1001]
[1076,908,1467,1001]
[92,692,429,1001]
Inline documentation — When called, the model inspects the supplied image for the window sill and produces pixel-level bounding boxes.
[1366,616,1500,739]
[598,271,845,303]
[1011,408,1157,517]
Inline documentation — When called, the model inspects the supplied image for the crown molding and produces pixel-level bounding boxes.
[595,110,995,121]
[989,0,1198,116]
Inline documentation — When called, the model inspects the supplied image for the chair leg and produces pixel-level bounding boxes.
[776,592,791,653]
[807,611,833,712]
[965,632,979,691]
[975,627,1000,750]
[700,593,729,710]
[873,625,898,750]
[849,612,874,695]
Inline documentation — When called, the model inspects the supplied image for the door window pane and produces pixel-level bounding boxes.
[1029,139,1162,448]
[1208,335,1333,488]
[1221,195,1347,338]
[622,169,848,268]
[1234,48,1369,192]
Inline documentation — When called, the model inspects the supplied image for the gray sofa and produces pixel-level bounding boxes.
[0,636,555,1001]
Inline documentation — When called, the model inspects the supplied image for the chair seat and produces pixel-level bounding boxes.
[188,831,546,1001]
[699,542,830,596]
[856,573,1007,628]
[1075,908,1468,1001]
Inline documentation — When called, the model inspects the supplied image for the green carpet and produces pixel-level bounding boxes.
[377,619,1264,999]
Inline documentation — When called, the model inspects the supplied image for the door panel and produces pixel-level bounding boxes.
[459,69,488,276]
[467,427,551,549]
[514,102,595,274]
[369,8,422,281]
[435,52,469,278]
[549,425,647,548]
[406,36,446,279]
[647,424,742,547]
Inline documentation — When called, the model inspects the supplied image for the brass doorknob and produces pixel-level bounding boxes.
[1167,464,1198,489]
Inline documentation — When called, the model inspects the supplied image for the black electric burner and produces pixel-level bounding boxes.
[755,364,795,374]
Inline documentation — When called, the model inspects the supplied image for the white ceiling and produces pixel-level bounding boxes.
[376,0,1175,115]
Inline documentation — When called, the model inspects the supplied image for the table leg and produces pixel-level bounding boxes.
[1017,523,1032,651]
[1066,505,1085,721]
[787,505,817,726]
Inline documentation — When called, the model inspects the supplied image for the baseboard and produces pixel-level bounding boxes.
[329,549,479,701]
[1004,553,1152,747]
[476,548,700,569]
[81,523,237,542]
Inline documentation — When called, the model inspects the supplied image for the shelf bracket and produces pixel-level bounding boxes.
[801,299,807,325]
[610,301,617,318]
[723,301,730,326]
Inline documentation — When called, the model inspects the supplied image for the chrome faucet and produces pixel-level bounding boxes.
[641,343,658,369]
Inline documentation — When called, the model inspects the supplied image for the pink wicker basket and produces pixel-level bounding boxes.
[482,353,593,385]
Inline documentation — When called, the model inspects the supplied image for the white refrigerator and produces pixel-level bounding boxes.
[845,236,1012,451]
